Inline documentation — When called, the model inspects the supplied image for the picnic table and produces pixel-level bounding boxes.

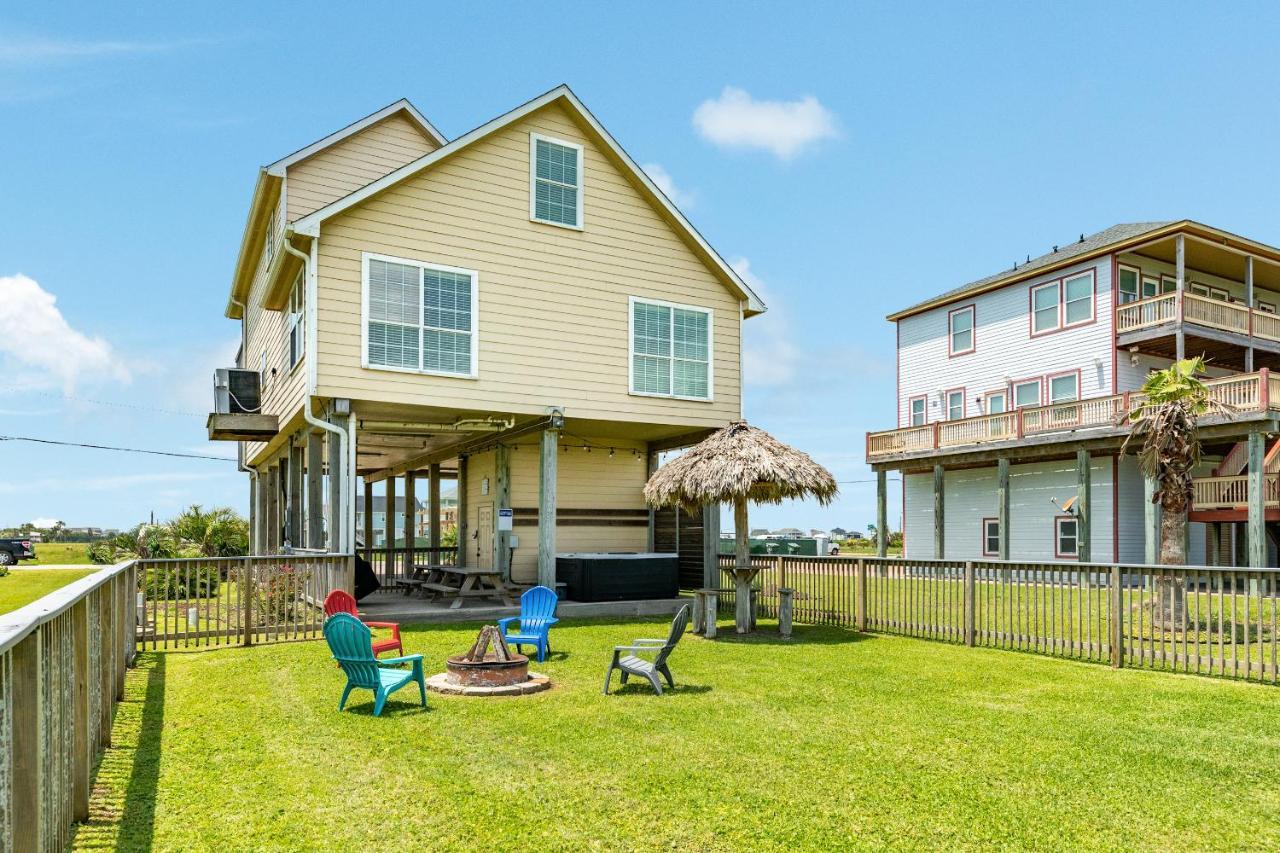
[409,564,516,609]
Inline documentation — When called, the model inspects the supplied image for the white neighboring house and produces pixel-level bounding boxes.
[866,221,1280,567]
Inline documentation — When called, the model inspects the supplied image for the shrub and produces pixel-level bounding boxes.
[141,565,221,600]
[247,564,313,624]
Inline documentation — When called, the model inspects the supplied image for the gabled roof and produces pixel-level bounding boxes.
[265,98,447,176]
[888,222,1175,321]
[291,84,766,316]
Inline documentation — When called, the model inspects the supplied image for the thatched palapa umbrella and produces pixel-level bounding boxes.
[644,421,838,634]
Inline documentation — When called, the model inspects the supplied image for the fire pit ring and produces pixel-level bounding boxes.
[426,624,552,697]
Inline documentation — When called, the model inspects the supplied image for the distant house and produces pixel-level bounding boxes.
[354,495,422,547]
[830,527,848,538]
[750,528,770,537]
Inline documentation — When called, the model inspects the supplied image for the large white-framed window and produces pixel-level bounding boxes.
[1047,371,1079,404]
[1013,378,1042,409]
[362,252,479,378]
[529,132,584,229]
[948,305,975,356]
[1063,272,1094,327]
[945,388,965,421]
[909,395,927,426]
[982,518,1000,557]
[1055,516,1079,558]
[1030,282,1060,334]
[286,270,305,370]
[629,296,713,401]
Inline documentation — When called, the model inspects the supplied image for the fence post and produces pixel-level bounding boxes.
[776,554,784,591]
[704,592,718,639]
[964,561,975,647]
[242,556,254,647]
[778,587,794,639]
[1110,565,1123,668]
[856,558,867,631]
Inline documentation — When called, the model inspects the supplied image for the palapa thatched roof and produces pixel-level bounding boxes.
[644,421,839,513]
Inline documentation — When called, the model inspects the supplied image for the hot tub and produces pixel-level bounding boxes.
[555,552,679,602]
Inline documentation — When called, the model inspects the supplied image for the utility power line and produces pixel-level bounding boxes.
[0,387,205,418]
[0,435,234,462]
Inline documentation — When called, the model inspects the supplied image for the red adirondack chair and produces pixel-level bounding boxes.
[323,590,403,658]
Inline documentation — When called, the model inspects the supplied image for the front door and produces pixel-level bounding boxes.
[476,503,494,568]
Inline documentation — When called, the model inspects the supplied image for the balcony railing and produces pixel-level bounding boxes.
[1192,473,1280,510]
[1115,291,1280,343]
[867,369,1280,460]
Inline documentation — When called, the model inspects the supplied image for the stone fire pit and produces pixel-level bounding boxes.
[425,625,550,696]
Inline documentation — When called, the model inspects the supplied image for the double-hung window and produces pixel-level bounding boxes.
[1142,275,1160,298]
[630,298,712,400]
[286,272,305,369]
[1055,517,1079,558]
[1063,273,1093,326]
[985,390,1007,414]
[1117,265,1140,304]
[909,396,926,426]
[948,305,975,355]
[530,133,583,229]
[1031,282,1060,333]
[982,518,1000,556]
[945,389,965,421]
[1047,372,1079,404]
[364,254,478,377]
[1013,379,1041,409]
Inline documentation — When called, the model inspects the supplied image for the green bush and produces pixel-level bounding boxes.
[141,565,221,600]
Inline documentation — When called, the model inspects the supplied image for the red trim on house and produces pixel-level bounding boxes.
[1028,266,1100,339]
[981,517,999,556]
[947,304,976,357]
[1011,376,1044,408]
[907,393,928,426]
[942,386,967,420]
[1054,515,1080,560]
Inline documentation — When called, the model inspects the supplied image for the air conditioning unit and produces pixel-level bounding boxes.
[213,368,262,415]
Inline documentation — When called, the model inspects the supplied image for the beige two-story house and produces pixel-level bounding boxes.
[209,85,765,588]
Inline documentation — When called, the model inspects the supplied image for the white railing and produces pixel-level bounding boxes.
[1115,290,1280,342]
[1254,310,1280,342]
[0,561,138,852]
[868,370,1275,460]
[1192,474,1280,510]
[1182,292,1250,334]
[1115,292,1178,332]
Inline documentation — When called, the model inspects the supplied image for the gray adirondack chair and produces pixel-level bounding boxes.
[602,604,690,695]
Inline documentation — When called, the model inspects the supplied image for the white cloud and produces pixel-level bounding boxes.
[733,259,800,386]
[0,274,130,392]
[693,87,838,160]
[641,163,695,209]
[30,517,61,529]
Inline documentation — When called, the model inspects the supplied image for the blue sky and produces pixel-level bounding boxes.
[3,2,1280,533]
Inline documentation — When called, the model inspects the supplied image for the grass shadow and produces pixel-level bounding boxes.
[71,653,166,851]
[700,622,873,646]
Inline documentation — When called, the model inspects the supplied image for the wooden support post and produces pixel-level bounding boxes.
[702,502,720,590]
[384,476,396,559]
[362,478,374,560]
[306,430,324,549]
[327,427,343,552]
[1110,564,1123,668]
[963,561,975,646]
[537,426,559,588]
[241,555,254,646]
[933,463,946,559]
[72,597,90,821]
[646,449,659,552]
[265,464,280,554]
[1144,475,1159,564]
[288,440,303,549]
[456,455,468,568]
[705,591,718,639]
[1248,430,1265,568]
[778,587,794,639]
[1175,233,1186,361]
[495,443,512,581]
[876,469,888,558]
[997,457,1010,560]
[1206,522,1219,567]
[855,558,867,631]
[248,472,258,555]
[428,462,442,555]
[11,633,40,848]
[692,590,705,634]
[1076,449,1091,563]
[402,472,416,575]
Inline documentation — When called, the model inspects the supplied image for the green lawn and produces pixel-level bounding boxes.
[0,568,98,614]
[25,542,94,565]
[73,617,1280,851]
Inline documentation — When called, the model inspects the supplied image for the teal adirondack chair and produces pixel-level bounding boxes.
[323,613,426,716]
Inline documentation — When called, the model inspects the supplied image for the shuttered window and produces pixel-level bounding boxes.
[531,134,583,228]
[365,254,477,377]
[631,298,712,400]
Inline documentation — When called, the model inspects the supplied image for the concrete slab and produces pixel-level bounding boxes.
[358,592,691,624]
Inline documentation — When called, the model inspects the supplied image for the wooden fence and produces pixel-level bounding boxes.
[720,555,1280,684]
[362,545,457,591]
[0,561,137,852]
[136,554,353,651]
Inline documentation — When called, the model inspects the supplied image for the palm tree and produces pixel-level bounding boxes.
[1123,357,1223,624]
[167,505,249,557]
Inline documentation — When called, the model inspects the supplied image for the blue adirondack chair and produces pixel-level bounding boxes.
[323,613,426,716]
[496,585,559,662]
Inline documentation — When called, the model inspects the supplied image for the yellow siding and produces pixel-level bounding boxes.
[286,113,439,221]
[465,436,648,584]
[314,102,743,428]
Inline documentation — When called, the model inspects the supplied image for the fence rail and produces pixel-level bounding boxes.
[0,561,138,852]
[719,555,1280,684]
[362,545,458,591]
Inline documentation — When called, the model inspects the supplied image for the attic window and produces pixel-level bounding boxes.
[530,133,583,229]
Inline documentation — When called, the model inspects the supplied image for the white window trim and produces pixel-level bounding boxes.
[1061,271,1095,328]
[286,272,305,373]
[948,305,975,356]
[360,251,480,380]
[982,518,1000,557]
[1013,378,1043,409]
[1030,281,1061,334]
[628,295,714,402]
[985,390,1007,415]
[529,132,584,231]
[1055,516,1079,558]
[909,395,927,426]
[1047,371,1079,404]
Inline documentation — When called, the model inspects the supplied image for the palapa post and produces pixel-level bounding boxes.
[643,421,837,634]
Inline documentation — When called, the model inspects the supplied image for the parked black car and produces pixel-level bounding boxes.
[0,538,36,566]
